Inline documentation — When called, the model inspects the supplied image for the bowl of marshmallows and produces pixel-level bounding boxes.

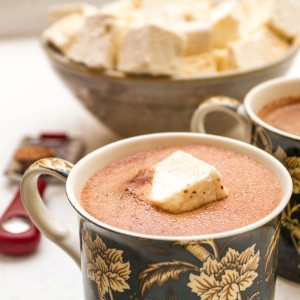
[42,0,300,137]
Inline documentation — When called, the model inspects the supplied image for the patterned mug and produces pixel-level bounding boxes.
[20,133,292,299]
[191,77,300,283]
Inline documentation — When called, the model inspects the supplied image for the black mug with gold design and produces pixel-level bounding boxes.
[20,133,292,299]
[192,77,300,283]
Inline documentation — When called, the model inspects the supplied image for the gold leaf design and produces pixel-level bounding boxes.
[82,224,131,299]
[30,157,73,174]
[217,282,239,300]
[203,257,223,276]
[253,127,273,155]
[254,127,300,194]
[201,287,223,300]
[252,127,300,257]
[273,146,287,162]
[264,223,280,280]
[189,273,221,296]
[138,260,198,297]
[240,252,260,274]
[281,202,300,255]
[239,245,258,265]
[285,157,300,169]
[221,248,239,265]
[285,157,300,194]
[106,271,130,292]
[237,271,259,291]
[173,241,213,262]
[188,245,260,300]
[221,269,239,285]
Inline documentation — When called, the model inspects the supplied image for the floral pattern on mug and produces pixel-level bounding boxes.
[253,126,300,258]
[82,224,131,299]
[284,157,300,194]
[80,217,279,299]
[139,240,261,300]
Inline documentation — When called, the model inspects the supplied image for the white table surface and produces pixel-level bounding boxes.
[0,37,300,300]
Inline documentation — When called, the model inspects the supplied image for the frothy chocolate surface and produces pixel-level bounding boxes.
[259,97,300,136]
[80,144,281,236]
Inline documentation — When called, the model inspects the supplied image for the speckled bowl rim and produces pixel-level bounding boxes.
[42,41,299,83]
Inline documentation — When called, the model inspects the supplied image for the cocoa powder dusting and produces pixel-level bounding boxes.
[80,144,281,236]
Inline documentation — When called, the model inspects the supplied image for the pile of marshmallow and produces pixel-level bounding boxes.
[43,0,300,77]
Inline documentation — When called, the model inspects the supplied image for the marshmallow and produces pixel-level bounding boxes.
[175,21,212,56]
[134,0,185,18]
[181,53,216,76]
[238,0,272,35]
[228,27,290,70]
[135,0,212,55]
[269,0,300,40]
[99,0,137,21]
[118,24,186,76]
[213,48,235,71]
[162,0,211,23]
[48,3,97,24]
[43,0,296,76]
[67,14,127,70]
[181,0,212,22]
[42,14,85,54]
[240,0,300,39]
[148,150,227,213]
[212,0,242,48]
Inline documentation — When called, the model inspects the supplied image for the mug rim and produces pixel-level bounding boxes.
[244,77,300,141]
[66,132,292,241]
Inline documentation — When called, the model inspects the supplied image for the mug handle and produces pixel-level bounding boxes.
[20,157,81,267]
[191,96,252,143]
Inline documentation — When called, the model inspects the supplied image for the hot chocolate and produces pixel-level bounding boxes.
[258,97,300,136]
[80,144,281,236]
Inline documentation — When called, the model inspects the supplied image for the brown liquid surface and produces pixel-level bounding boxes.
[259,97,300,136]
[80,144,281,236]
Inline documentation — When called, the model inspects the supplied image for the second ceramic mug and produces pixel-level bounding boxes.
[20,133,292,299]
[191,77,300,283]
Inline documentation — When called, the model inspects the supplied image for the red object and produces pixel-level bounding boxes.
[0,180,47,256]
[40,133,69,140]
